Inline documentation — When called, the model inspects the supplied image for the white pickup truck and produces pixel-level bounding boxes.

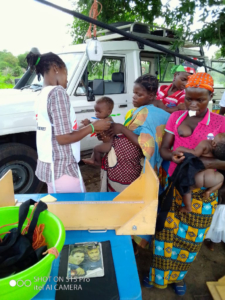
[0,23,225,193]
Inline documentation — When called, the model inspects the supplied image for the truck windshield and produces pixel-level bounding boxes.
[31,52,83,87]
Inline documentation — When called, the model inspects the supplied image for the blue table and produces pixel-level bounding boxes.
[15,193,142,300]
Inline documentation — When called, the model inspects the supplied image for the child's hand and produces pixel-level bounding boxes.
[81,119,91,126]
[172,150,185,164]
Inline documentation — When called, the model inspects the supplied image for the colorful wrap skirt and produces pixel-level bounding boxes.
[148,187,218,288]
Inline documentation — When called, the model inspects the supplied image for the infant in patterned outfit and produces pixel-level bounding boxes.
[173,133,225,212]
[82,97,114,166]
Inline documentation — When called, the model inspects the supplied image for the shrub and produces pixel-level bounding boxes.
[4,74,14,84]
[2,67,12,76]
[12,66,22,77]
[0,61,9,72]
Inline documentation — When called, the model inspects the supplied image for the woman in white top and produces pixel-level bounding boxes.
[26,51,110,193]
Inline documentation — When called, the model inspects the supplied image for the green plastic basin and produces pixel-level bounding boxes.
[0,205,66,300]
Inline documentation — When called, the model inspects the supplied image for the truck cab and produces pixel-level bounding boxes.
[0,22,224,194]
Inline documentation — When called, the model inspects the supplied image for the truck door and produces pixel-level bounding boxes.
[69,55,130,151]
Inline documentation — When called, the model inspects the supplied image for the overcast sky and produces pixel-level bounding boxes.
[0,0,74,56]
[0,0,219,58]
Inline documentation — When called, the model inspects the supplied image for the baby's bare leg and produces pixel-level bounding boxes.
[83,140,112,166]
[180,192,192,212]
[179,171,205,213]
[195,170,224,199]
[93,141,112,165]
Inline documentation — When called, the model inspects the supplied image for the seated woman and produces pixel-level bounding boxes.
[144,73,225,296]
[101,74,170,192]
[157,63,196,108]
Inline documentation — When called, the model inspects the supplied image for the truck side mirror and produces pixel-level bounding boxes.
[87,87,95,102]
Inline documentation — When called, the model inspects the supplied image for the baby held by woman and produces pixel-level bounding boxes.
[82,97,114,166]
[174,133,225,212]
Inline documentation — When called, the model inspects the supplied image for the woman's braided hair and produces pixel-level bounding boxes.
[26,51,66,81]
[134,74,158,94]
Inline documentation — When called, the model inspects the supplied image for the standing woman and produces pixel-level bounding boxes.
[157,64,196,108]
[26,52,110,193]
[101,75,170,193]
[144,73,225,295]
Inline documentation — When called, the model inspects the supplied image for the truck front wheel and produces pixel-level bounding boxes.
[0,143,44,194]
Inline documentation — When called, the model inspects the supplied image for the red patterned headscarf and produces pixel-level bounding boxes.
[185,72,214,92]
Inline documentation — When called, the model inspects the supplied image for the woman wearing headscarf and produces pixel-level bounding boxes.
[157,64,196,108]
[144,73,225,295]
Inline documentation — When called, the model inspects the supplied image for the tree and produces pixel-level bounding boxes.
[162,0,225,56]
[69,0,162,44]
[0,61,9,72]
[17,52,28,69]
[0,50,18,68]
[69,0,225,55]
[212,49,225,59]
[12,65,22,77]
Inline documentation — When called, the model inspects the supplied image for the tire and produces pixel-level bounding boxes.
[0,143,44,194]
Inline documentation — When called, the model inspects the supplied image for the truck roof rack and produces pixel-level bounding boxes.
[92,22,180,45]
[91,22,199,48]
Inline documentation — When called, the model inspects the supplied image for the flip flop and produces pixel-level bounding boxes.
[143,276,153,288]
[172,281,186,295]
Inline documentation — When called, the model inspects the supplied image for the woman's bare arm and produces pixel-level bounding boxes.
[120,126,139,146]
[108,123,139,147]
[56,119,110,145]
[219,107,225,115]
[160,132,175,161]
[56,125,92,145]
[155,101,186,114]
[160,131,186,164]
[155,100,178,114]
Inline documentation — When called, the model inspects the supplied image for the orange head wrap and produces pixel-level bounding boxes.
[185,72,214,92]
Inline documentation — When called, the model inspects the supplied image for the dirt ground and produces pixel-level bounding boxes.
[43,162,225,299]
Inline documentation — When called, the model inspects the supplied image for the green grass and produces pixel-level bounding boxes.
[0,74,15,89]
[0,82,14,89]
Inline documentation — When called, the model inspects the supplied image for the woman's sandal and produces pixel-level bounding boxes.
[143,276,153,288]
[172,280,186,295]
